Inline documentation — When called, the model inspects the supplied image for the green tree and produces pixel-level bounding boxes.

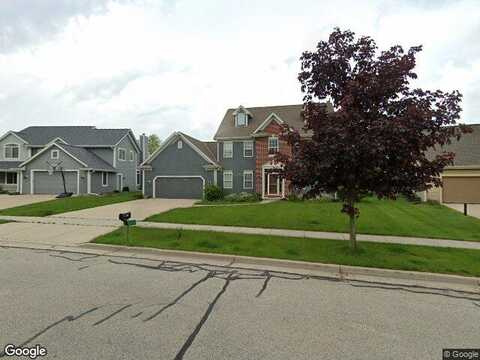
[148,134,161,154]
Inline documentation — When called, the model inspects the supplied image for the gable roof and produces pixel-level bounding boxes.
[13,126,135,148]
[214,103,332,140]
[0,130,29,144]
[428,124,480,167]
[214,104,305,139]
[60,144,116,171]
[253,112,285,134]
[141,132,219,167]
[180,133,217,163]
[19,141,115,171]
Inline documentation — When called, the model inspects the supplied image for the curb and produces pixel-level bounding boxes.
[80,243,480,288]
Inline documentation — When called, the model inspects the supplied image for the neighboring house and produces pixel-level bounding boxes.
[141,104,330,199]
[0,126,144,195]
[425,124,480,204]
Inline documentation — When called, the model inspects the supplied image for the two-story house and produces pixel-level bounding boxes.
[0,126,145,195]
[141,104,328,199]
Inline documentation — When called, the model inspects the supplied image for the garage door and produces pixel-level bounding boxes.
[154,177,204,199]
[33,171,78,194]
[443,177,480,203]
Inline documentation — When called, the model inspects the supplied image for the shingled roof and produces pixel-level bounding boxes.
[180,132,217,163]
[428,124,480,167]
[59,144,116,171]
[213,103,332,140]
[14,126,132,147]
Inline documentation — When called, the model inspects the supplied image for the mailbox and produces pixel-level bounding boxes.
[118,212,132,225]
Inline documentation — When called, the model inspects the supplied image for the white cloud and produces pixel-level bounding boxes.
[0,0,478,141]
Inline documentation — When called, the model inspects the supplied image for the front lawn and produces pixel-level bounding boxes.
[0,192,143,217]
[94,227,480,277]
[146,197,480,242]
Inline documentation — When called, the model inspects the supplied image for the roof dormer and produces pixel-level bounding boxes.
[232,105,252,127]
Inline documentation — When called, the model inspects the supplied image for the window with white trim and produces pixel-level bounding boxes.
[51,149,59,160]
[268,136,279,154]
[4,144,19,159]
[177,140,183,149]
[243,170,253,189]
[6,172,17,185]
[235,112,247,127]
[129,150,134,161]
[223,170,233,189]
[223,141,233,159]
[118,148,126,161]
[243,140,253,157]
[102,172,108,186]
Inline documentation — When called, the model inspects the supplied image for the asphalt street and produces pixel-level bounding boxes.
[0,247,479,360]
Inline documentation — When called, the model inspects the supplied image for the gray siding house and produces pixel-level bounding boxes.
[141,104,325,199]
[0,126,143,195]
[141,132,218,199]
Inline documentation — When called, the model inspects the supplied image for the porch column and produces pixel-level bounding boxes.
[261,167,265,199]
[87,171,92,194]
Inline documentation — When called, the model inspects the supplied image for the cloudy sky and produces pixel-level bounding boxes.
[0,0,478,140]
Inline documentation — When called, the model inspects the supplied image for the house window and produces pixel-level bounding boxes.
[0,172,16,184]
[268,136,279,154]
[136,170,141,186]
[243,170,253,189]
[51,150,59,160]
[177,140,183,149]
[102,172,108,186]
[223,170,233,189]
[4,144,19,159]
[235,112,247,127]
[118,148,126,161]
[6,172,17,185]
[223,141,233,159]
[129,150,134,161]
[243,140,253,157]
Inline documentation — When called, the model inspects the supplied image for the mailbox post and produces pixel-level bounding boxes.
[118,212,136,245]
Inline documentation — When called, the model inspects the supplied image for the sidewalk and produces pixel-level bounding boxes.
[1,214,480,250]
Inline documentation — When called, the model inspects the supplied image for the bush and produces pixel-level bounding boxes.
[403,192,422,203]
[225,192,260,202]
[122,186,130,192]
[204,184,224,201]
[286,193,303,202]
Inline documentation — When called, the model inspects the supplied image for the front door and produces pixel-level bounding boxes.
[117,174,123,191]
[266,171,282,196]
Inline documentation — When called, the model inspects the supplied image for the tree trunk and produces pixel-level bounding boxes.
[348,201,357,250]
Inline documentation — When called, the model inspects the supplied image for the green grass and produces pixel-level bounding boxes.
[195,199,261,205]
[94,227,480,277]
[146,197,480,242]
[0,192,143,217]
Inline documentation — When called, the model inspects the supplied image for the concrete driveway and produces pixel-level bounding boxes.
[51,198,196,221]
[0,198,196,247]
[0,194,54,210]
[0,222,113,246]
[445,203,480,219]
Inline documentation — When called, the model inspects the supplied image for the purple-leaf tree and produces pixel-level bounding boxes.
[278,28,470,250]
